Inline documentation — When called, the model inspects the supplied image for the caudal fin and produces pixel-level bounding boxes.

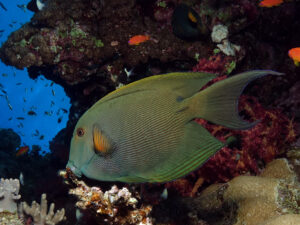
[190,70,283,129]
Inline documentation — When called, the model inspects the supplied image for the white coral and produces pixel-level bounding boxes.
[0,178,21,213]
[21,193,65,225]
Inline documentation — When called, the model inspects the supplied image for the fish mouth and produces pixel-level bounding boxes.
[66,161,82,178]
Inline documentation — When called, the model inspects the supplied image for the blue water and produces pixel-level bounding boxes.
[0,0,70,153]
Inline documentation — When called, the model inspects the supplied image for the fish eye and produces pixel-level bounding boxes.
[76,128,85,137]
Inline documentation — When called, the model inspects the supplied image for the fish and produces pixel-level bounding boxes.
[259,0,283,7]
[0,2,7,11]
[8,103,13,110]
[28,110,37,116]
[66,70,282,183]
[58,116,62,123]
[27,0,46,12]
[52,89,55,96]
[288,47,300,66]
[17,4,27,12]
[128,35,150,45]
[171,3,206,40]
[16,146,29,157]
[61,108,68,113]
[16,82,22,85]
[17,117,25,120]
[19,172,24,185]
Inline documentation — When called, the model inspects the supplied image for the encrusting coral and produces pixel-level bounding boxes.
[60,168,153,225]
[195,158,300,225]
[0,178,21,213]
[19,193,66,225]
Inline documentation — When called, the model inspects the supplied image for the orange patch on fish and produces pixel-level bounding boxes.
[16,146,29,156]
[128,35,150,45]
[93,124,112,154]
[288,47,300,66]
[259,0,284,7]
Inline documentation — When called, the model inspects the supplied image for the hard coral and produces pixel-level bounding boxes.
[60,169,152,225]
[195,159,300,225]
[20,193,66,225]
[0,178,21,213]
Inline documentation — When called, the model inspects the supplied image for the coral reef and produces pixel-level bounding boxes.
[0,177,65,225]
[60,168,153,225]
[189,158,300,225]
[0,178,21,213]
[20,193,66,225]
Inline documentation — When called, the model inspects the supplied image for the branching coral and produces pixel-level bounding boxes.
[60,168,152,225]
[0,178,21,213]
[20,193,66,225]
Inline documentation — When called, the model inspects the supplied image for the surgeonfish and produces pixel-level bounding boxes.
[66,70,282,183]
[288,47,300,66]
[259,0,283,7]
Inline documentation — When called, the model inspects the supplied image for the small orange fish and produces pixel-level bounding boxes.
[288,47,300,66]
[259,0,284,7]
[128,35,150,46]
[16,146,29,156]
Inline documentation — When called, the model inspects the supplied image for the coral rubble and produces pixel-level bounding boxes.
[60,168,152,225]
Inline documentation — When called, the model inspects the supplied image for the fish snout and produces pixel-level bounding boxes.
[66,161,82,178]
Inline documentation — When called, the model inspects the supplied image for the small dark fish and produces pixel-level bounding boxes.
[1,89,7,94]
[61,108,68,113]
[33,130,39,136]
[17,4,26,12]
[50,82,54,87]
[23,97,26,102]
[0,2,7,11]
[44,110,53,116]
[2,73,8,77]
[51,89,55,96]
[17,117,25,120]
[57,116,62,123]
[28,110,37,116]
[39,135,44,140]
[8,117,12,121]
[50,101,55,107]
[16,82,22,85]
[9,24,13,28]
[8,103,13,110]
[30,87,33,92]
[0,29,4,33]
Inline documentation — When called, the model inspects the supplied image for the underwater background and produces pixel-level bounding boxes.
[0,0,300,224]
